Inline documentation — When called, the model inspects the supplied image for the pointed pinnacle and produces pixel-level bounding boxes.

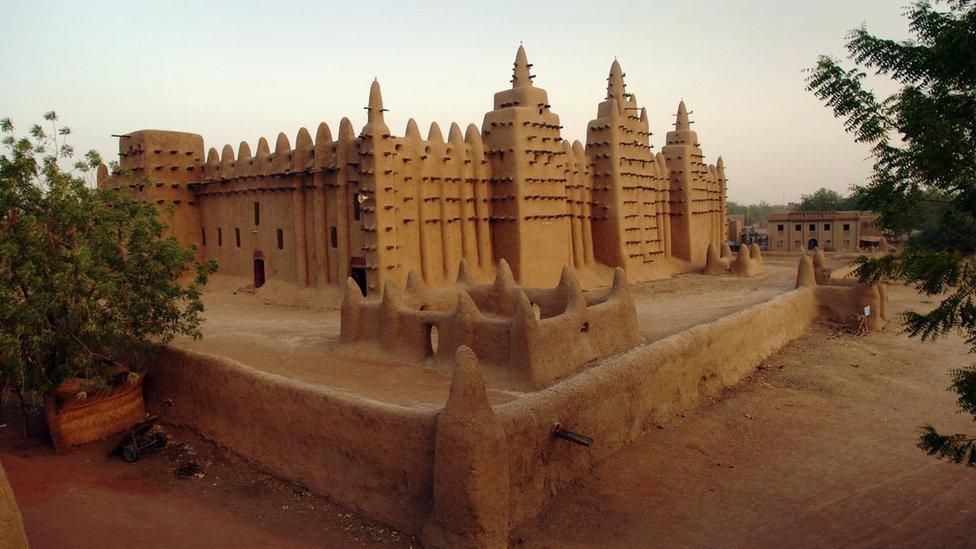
[513,44,533,89]
[676,101,690,131]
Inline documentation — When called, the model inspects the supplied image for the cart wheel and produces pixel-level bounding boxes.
[122,444,140,463]
[150,431,167,449]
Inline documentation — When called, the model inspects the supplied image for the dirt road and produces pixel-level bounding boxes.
[513,285,976,547]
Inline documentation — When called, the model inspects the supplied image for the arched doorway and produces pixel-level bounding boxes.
[808,238,819,251]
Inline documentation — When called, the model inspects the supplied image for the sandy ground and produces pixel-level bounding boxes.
[172,257,802,405]
[513,284,976,547]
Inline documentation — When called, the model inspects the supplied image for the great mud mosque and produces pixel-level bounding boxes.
[99,46,728,294]
[74,45,893,548]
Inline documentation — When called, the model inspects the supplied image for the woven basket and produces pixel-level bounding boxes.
[44,377,147,454]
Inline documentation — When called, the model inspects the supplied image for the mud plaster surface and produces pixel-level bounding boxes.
[173,256,809,407]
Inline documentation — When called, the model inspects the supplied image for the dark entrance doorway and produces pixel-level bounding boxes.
[253,258,265,288]
[807,238,819,251]
[350,256,367,296]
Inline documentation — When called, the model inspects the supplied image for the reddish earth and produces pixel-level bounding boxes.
[0,424,412,548]
[3,282,974,547]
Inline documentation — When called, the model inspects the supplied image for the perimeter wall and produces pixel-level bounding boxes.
[143,282,879,544]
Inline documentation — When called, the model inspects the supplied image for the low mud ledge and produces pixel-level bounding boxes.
[144,284,878,543]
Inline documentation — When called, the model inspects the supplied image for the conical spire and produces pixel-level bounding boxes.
[367,78,386,124]
[512,44,533,89]
[676,101,690,131]
[464,123,484,152]
[363,79,390,137]
[274,132,290,154]
[456,258,473,285]
[238,141,252,160]
[607,58,626,101]
[405,118,421,140]
[406,269,428,298]
[494,258,515,290]
[295,127,313,150]
[315,122,333,144]
[448,122,465,147]
[428,122,444,143]
[338,117,355,141]
[256,137,270,157]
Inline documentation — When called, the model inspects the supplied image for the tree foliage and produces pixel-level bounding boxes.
[807,0,976,466]
[796,187,859,212]
[726,200,775,226]
[0,113,217,396]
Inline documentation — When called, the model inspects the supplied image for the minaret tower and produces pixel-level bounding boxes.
[662,101,706,265]
[358,79,398,294]
[481,45,571,286]
[586,59,665,278]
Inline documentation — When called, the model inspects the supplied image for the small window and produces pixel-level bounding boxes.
[353,196,361,221]
[795,224,801,231]
[824,224,831,230]
[777,224,784,231]
[843,223,850,231]
[235,228,241,247]
[254,202,260,226]
[809,224,815,231]
[217,227,222,247]
[277,228,284,249]
[201,227,206,246]
[330,227,338,248]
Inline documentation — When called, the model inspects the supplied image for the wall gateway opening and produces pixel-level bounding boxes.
[350,256,367,296]
[253,258,266,288]
[808,238,819,251]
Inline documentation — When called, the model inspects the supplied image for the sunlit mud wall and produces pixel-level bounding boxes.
[100,46,729,295]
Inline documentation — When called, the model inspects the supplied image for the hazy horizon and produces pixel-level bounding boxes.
[2,0,911,203]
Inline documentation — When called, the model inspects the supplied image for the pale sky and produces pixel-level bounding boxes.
[1,0,910,204]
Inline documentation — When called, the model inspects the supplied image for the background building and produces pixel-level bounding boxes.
[766,210,880,251]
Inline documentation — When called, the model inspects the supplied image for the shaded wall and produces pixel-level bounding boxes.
[143,347,437,533]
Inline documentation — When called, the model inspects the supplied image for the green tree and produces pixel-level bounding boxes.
[727,200,775,226]
[808,0,976,465]
[796,187,858,211]
[0,113,217,400]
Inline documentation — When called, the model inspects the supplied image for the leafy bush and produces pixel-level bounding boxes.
[0,113,217,397]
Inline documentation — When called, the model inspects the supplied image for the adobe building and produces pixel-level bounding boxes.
[99,46,729,295]
[727,214,744,244]
[767,210,881,252]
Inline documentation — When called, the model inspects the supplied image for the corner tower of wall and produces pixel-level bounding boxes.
[112,130,204,247]
[482,45,572,286]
